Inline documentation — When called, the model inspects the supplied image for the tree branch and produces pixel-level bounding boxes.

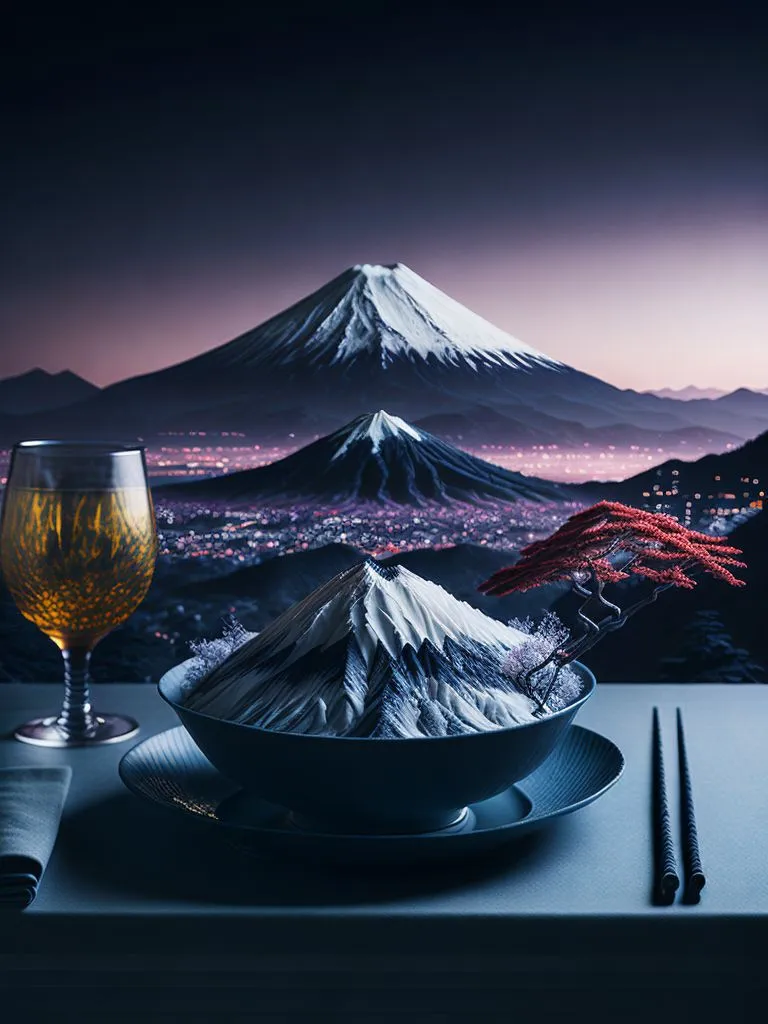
[593,577,622,619]
[547,559,698,670]
[516,550,688,711]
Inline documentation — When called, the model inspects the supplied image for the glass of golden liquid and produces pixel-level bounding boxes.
[0,440,157,746]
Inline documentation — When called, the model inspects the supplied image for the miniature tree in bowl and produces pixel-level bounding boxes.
[478,501,747,711]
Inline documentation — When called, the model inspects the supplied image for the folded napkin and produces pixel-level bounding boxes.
[0,766,72,909]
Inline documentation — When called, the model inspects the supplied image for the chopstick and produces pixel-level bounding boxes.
[651,706,680,905]
[677,707,706,904]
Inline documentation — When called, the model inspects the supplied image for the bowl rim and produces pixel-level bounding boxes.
[157,656,596,744]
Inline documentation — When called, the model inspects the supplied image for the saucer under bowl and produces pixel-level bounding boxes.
[157,657,596,836]
[119,723,624,866]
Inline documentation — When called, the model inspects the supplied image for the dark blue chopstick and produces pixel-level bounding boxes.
[652,707,680,905]
[677,707,706,904]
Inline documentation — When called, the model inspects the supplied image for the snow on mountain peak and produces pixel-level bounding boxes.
[181,559,539,738]
[329,263,562,370]
[352,262,401,277]
[346,558,529,663]
[332,409,422,460]
[212,262,565,374]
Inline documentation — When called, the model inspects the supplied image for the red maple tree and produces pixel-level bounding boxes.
[479,501,747,708]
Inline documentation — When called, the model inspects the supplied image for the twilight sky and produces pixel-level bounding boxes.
[2,5,766,392]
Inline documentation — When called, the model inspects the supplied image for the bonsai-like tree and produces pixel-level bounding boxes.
[478,501,747,710]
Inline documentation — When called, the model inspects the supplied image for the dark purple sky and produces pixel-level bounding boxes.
[2,4,766,391]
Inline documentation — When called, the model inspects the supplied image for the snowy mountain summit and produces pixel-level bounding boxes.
[332,409,422,459]
[181,559,540,738]
[209,262,564,373]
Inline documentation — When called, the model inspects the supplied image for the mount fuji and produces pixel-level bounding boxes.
[200,261,562,374]
[156,409,568,506]
[5,263,768,445]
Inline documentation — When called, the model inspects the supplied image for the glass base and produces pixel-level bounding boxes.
[14,713,140,747]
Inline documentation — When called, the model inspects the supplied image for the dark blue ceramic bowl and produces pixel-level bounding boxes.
[158,659,596,835]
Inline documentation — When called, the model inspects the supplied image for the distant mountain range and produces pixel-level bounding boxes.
[156,409,569,506]
[414,406,743,450]
[3,264,768,450]
[647,385,768,401]
[0,368,98,416]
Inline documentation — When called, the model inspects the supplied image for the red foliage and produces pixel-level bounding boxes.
[478,501,747,597]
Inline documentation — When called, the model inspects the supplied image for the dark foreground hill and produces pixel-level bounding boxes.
[584,429,768,507]
[178,541,562,632]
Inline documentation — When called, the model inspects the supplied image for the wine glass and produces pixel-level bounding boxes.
[0,440,158,746]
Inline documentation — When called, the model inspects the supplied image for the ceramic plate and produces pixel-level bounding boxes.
[119,724,624,865]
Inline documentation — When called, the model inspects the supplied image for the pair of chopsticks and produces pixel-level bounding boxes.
[651,706,706,906]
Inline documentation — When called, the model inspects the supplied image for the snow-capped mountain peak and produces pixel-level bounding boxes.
[181,559,542,738]
[329,557,528,666]
[327,263,562,370]
[332,409,421,460]
[163,406,567,506]
[208,263,564,373]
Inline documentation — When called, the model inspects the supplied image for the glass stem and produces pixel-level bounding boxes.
[57,646,97,738]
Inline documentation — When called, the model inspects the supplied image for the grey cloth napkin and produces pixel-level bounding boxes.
[0,766,72,909]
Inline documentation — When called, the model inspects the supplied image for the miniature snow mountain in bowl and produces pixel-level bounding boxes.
[158,559,595,835]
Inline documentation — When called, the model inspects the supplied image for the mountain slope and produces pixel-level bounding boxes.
[5,262,768,445]
[155,409,569,506]
[180,543,365,603]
